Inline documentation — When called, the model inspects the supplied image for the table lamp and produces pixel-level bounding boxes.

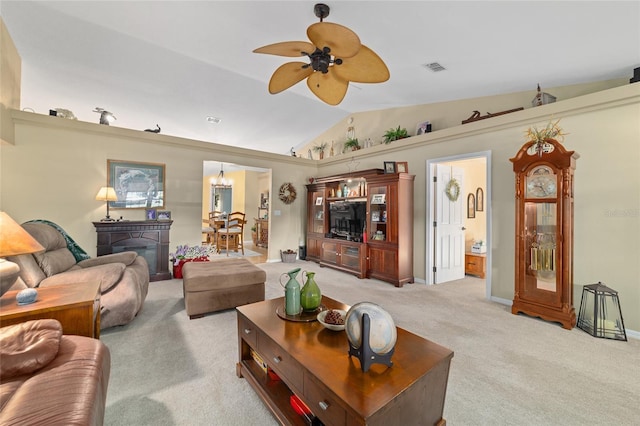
[96,186,118,221]
[0,212,45,296]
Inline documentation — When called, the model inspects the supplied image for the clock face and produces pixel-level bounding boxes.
[526,166,557,198]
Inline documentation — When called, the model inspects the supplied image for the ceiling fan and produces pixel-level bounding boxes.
[253,3,390,106]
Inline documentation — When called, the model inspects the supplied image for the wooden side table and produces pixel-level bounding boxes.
[465,252,486,278]
[0,281,101,338]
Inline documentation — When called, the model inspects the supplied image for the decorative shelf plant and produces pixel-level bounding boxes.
[313,142,328,159]
[383,126,409,144]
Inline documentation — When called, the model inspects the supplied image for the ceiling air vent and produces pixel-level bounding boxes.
[423,62,446,72]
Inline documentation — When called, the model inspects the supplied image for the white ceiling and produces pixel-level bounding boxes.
[2,1,639,156]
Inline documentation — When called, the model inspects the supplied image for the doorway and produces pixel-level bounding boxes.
[426,151,492,299]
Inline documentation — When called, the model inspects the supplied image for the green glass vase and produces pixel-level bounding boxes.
[300,271,322,312]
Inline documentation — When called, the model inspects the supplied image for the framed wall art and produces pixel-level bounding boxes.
[108,160,165,209]
[476,187,484,211]
[467,193,476,218]
[383,161,396,174]
[157,210,172,221]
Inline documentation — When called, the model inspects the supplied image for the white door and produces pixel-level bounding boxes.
[435,164,465,283]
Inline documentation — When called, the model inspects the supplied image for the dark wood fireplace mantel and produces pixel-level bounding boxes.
[93,220,172,281]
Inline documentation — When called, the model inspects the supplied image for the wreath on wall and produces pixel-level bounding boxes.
[445,178,460,202]
[278,182,297,204]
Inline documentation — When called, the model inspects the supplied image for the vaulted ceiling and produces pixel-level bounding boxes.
[2,1,638,155]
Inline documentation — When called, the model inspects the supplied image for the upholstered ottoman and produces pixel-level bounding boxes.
[182,258,265,319]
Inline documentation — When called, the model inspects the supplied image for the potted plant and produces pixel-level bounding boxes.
[343,138,360,152]
[169,244,212,278]
[383,126,409,144]
[313,142,328,159]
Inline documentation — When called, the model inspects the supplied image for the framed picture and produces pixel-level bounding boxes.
[476,187,484,211]
[384,161,396,174]
[108,160,165,209]
[145,208,157,221]
[371,211,380,222]
[371,194,386,204]
[157,210,172,221]
[315,196,323,205]
[396,161,408,173]
[467,194,476,218]
[416,121,432,135]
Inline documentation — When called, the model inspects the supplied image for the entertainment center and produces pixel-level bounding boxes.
[305,169,414,287]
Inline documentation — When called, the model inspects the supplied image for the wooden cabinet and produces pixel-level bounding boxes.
[510,138,578,329]
[237,297,454,426]
[366,173,415,287]
[93,220,172,281]
[305,169,414,286]
[465,252,486,278]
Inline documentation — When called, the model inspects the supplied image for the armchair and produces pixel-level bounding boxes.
[6,222,149,329]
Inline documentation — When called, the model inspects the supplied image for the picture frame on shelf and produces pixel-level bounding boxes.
[476,187,484,211]
[383,161,396,174]
[371,211,380,222]
[315,196,323,205]
[467,194,476,218]
[108,159,165,209]
[396,161,408,173]
[157,210,172,221]
[416,121,432,135]
[145,208,157,221]
[371,194,386,204]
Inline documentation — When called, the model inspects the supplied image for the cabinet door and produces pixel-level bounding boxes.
[307,236,322,260]
[339,244,361,271]
[308,190,326,235]
[321,241,338,265]
[368,184,388,242]
[368,245,398,279]
[522,201,561,307]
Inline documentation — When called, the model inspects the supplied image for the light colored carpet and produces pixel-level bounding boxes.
[101,261,640,425]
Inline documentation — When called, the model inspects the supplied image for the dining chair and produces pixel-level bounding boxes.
[216,211,246,255]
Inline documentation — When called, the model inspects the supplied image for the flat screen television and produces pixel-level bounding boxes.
[328,200,366,241]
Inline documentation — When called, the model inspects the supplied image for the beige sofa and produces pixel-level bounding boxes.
[7,222,149,329]
[0,319,110,425]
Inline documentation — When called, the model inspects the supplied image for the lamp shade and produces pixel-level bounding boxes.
[0,212,45,257]
[95,186,118,202]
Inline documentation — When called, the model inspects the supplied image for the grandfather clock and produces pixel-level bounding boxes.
[510,138,579,329]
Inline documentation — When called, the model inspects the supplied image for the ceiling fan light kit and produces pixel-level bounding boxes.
[253,3,389,105]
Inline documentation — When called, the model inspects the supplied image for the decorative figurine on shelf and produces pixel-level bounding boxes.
[279,268,301,316]
[343,184,348,198]
[300,271,321,312]
[144,124,161,133]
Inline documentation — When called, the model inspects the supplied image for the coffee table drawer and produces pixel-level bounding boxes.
[304,373,346,426]
[238,315,257,347]
[257,332,303,392]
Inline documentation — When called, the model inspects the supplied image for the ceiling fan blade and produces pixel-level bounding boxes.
[307,71,349,105]
[253,41,316,57]
[333,45,390,83]
[307,22,361,58]
[268,62,313,94]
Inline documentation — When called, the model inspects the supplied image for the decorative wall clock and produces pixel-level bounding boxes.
[279,182,297,204]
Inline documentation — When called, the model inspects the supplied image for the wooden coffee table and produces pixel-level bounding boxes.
[0,281,101,338]
[237,296,454,426]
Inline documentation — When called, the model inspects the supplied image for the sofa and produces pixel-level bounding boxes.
[0,319,110,425]
[7,222,149,329]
